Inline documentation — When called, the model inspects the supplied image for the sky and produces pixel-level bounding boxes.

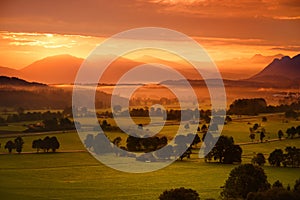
[0,0,299,71]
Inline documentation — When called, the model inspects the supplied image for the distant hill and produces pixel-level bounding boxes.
[20,54,84,84]
[250,54,300,81]
[0,76,126,109]
[0,54,198,84]
[0,66,22,77]
[0,76,46,86]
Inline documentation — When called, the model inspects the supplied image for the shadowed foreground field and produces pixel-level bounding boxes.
[0,152,300,200]
[0,130,300,199]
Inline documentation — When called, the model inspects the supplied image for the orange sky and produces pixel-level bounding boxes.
[0,0,299,72]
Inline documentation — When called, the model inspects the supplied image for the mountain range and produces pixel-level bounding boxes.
[0,53,299,87]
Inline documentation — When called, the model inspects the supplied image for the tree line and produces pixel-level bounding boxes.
[84,132,202,162]
[2,136,60,154]
[228,98,300,116]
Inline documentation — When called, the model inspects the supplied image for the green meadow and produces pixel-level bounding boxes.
[0,113,300,199]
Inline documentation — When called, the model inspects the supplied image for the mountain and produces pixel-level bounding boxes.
[249,54,284,63]
[0,66,22,77]
[216,54,284,79]
[250,54,300,81]
[20,54,84,84]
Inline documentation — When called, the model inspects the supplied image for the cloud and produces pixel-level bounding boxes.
[0,32,80,49]
[270,46,300,52]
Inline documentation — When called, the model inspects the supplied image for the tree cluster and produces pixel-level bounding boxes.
[247,179,300,200]
[268,146,300,167]
[4,136,24,154]
[286,125,300,139]
[204,135,242,164]
[32,136,60,152]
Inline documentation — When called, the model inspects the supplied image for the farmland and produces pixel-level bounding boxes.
[0,113,299,199]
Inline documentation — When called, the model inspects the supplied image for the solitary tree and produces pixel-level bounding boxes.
[14,136,24,154]
[260,131,265,143]
[221,164,270,199]
[5,140,15,153]
[250,133,255,142]
[262,116,267,122]
[278,130,284,140]
[159,187,200,200]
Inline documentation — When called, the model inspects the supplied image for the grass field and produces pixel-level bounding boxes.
[1,151,300,200]
[0,113,299,199]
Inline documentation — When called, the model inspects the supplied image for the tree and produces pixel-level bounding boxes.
[221,164,270,199]
[228,98,267,115]
[14,136,24,154]
[253,123,259,131]
[155,145,173,160]
[278,130,284,140]
[223,144,242,164]
[5,140,15,153]
[283,146,300,167]
[93,133,113,154]
[43,118,58,130]
[286,127,297,139]
[201,124,208,132]
[49,136,60,152]
[113,137,122,147]
[294,178,300,192]
[32,139,44,153]
[262,116,267,122]
[43,136,51,152]
[260,131,265,143]
[247,187,300,200]
[285,110,298,119]
[252,153,266,166]
[188,133,201,148]
[296,125,300,137]
[159,187,200,200]
[272,180,283,188]
[179,147,192,161]
[249,133,255,142]
[268,149,284,167]
[205,135,241,164]
[84,134,94,150]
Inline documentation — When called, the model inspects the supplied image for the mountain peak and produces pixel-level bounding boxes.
[250,54,300,81]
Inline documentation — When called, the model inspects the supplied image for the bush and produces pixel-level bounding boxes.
[159,187,200,200]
